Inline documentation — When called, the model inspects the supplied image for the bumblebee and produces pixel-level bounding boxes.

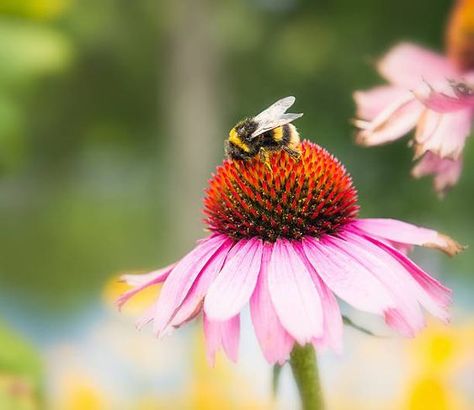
[225,96,303,168]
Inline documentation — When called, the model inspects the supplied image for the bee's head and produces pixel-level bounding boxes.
[230,118,258,142]
[226,119,258,159]
[225,139,247,160]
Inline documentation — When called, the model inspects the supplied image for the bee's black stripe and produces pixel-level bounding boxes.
[282,124,291,145]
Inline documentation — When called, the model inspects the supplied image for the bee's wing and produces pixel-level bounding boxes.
[250,96,303,138]
[253,96,297,122]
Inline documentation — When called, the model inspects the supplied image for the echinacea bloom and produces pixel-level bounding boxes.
[118,141,462,365]
[353,0,474,196]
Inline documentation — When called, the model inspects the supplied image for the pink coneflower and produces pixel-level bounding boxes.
[118,141,462,365]
[353,0,474,196]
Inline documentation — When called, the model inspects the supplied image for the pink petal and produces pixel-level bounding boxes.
[152,234,231,335]
[204,238,263,321]
[267,239,324,345]
[353,86,407,120]
[334,232,425,336]
[414,108,472,160]
[311,276,343,352]
[302,236,395,314]
[135,305,155,330]
[203,314,240,365]
[415,79,474,113]
[377,42,457,88]
[121,264,175,287]
[412,152,463,196]
[384,308,420,337]
[416,89,474,113]
[294,243,343,353]
[250,243,294,364]
[361,234,452,323]
[355,94,422,146]
[168,240,233,328]
[353,218,463,256]
[117,264,175,309]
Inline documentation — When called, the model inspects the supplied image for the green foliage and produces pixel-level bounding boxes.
[0,321,42,409]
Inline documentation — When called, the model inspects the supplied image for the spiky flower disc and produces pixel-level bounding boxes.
[203,140,359,242]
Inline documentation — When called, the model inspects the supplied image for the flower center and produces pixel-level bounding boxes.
[203,141,359,242]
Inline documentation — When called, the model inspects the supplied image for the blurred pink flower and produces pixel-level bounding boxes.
[118,142,461,365]
[354,0,474,196]
[354,42,473,196]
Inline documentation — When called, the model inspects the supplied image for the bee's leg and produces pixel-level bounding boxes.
[258,148,273,173]
[283,145,302,161]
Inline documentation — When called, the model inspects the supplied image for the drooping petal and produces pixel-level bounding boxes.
[302,236,395,314]
[359,233,452,322]
[353,86,408,119]
[268,239,324,345]
[333,232,426,336]
[168,240,234,328]
[372,238,452,308]
[355,94,422,146]
[204,238,263,321]
[294,243,343,353]
[152,234,231,335]
[121,264,175,287]
[117,264,175,309]
[414,108,472,160]
[377,42,458,88]
[412,152,463,196]
[384,308,419,336]
[353,218,463,256]
[414,85,474,113]
[203,314,240,366]
[135,305,155,330]
[250,243,294,364]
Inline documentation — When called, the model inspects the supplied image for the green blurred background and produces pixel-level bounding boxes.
[0,0,472,408]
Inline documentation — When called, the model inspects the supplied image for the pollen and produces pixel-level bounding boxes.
[203,140,359,242]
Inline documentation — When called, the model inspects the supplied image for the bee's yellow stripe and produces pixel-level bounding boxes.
[272,126,283,142]
[229,128,250,152]
[288,125,300,145]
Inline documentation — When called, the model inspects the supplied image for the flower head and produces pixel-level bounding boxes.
[118,141,462,365]
[204,142,358,242]
[354,0,474,196]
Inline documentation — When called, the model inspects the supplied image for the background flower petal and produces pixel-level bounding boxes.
[377,42,458,87]
[353,86,407,119]
[412,152,463,196]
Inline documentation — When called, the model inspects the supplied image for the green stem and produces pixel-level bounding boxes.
[289,344,324,410]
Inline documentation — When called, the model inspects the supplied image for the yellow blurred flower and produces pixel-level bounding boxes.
[403,321,474,410]
[0,0,70,20]
[186,332,272,410]
[103,273,160,316]
[99,273,272,409]
[53,375,110,410]
[144,330,272,410]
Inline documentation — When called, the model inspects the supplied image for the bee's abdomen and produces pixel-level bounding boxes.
[283,124,300,148]
[268,124,299,145]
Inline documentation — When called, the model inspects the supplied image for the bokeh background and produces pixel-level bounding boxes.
[0,0,473,408]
